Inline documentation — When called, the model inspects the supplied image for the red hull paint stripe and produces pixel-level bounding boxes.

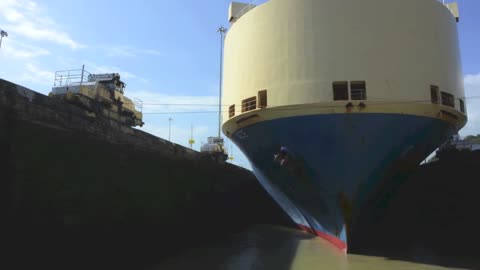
[297,224,347,252]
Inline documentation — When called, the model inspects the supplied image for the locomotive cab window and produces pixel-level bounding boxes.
[333,81,349,101]
[430,85,440,104]
[350,81,366,100]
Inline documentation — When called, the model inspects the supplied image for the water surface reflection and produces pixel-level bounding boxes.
[154,226,469,270]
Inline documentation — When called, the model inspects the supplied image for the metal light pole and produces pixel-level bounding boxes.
[217,26,227,138]
[168,117,173,141]
[0,29,8,49]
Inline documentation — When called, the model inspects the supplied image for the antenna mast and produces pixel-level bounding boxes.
[217,26,227,138]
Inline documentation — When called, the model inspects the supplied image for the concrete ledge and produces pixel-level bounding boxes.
[0,78,207,160]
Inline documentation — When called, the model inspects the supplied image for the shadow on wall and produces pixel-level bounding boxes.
[350,151,480,270]
[0,111,294,270]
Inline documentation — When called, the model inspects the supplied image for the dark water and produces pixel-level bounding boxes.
[3,224,475,270]
[153,225,471,270]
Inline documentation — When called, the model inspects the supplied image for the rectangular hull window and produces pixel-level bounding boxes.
[460,99,465,113]
[229,105,235,118]
[441,91,455,108]
[242,96,257,113]
[258,90,267,109]
[333,82,348,101]
[350,81,367,100]
[431,85,440,104]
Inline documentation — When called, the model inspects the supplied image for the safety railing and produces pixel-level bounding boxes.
[54,66,91,87]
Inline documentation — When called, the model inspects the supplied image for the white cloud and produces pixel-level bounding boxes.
[0,39,50,59]
[6,23,82,49]
[460,73,480,137]
[0,0,83,49]
[139,49,163,56]
[465,73,480,87]
[106,46,163,58]
[107,47,136,58]
[4,7,24,21]
[21,63,55,89]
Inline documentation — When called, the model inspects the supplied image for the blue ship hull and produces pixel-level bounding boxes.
[230,113,455,251]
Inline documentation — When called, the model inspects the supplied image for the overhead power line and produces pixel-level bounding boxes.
[131,95,480,108]
[137,95,480,110]
[142,96,480,115]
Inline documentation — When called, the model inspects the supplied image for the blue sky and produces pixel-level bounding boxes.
[0,0,479,169]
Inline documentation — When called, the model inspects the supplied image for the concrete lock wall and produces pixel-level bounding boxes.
[0,78,293,269]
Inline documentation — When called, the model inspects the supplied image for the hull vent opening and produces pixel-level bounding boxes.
[460,99,465,113]
[229,105,235,118]
[258,90,267,109]
[350,81,367,100]
[242,96,257,113]
[441,91,455,108]
[333,82,349,101]
[431,85,440,104]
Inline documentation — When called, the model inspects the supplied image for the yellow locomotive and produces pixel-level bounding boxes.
[50,66,143,127]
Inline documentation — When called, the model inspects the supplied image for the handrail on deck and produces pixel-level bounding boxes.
[53,65,91,87]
